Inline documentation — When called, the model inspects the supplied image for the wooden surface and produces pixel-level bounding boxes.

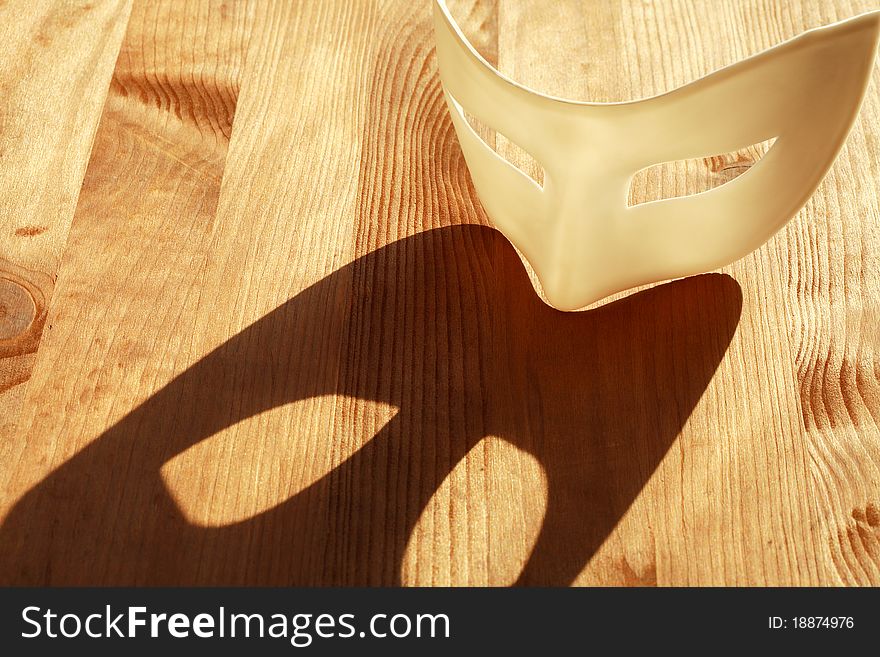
[0,0,131,436]
[1,0,879,586]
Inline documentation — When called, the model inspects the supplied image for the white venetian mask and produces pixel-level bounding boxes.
[434,0,880,310]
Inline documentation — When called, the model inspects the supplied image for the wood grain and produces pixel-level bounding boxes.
[782,2,880,586]
[0,0,131,425]
[1,0,879,586]
[0,0,254,580]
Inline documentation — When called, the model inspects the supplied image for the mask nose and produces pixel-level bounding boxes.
[531,175,627,312]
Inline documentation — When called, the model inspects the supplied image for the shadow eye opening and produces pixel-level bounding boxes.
[627,137,777,207]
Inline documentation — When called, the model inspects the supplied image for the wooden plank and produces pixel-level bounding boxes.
[779,0,880,587]
[0,0,131,427]
[0,0,255,583]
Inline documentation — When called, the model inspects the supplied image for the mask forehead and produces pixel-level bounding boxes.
[434,0,880,311]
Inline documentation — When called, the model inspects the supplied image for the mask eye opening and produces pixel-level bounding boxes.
[462,110,546,188]
[627,137,777,207]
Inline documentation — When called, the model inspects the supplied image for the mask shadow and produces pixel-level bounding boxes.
[0,224,742,585]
